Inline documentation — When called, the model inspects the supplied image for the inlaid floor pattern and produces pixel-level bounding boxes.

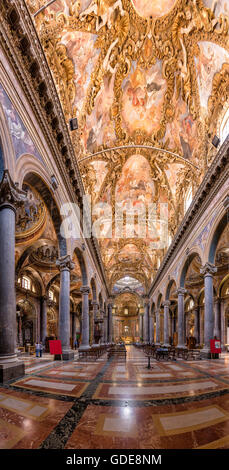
[1,346,229,449]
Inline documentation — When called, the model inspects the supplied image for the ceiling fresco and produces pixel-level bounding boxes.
[27,0,229,291]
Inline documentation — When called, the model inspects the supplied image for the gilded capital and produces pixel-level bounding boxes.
[200,262,217,276]
[0,170,27,211]
[80,285,90,295]
[56,255,74,272]
[176,287,187,296]
[163,300,171,308]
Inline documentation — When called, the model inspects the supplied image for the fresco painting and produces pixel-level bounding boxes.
[163,96,198,161]
[121,61,167,137]
[118,244,142,264]
[90,161,108,194]
[115,154,155,210]
[195,41,229,114]
[131,0,177,18]
[0,84,42,161]
[165,163,185,196]
[83,74,116,153]
[61,31,99,118]
[203,0,229,17]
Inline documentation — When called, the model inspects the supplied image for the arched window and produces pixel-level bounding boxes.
[184,186,192,213]
[220,108,229,144]
[21,276,31,290]
[49,290,54,301]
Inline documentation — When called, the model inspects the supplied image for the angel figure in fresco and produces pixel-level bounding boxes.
[175,36,192,108]
[180,0,219,36]
[55,43,76,118]
[79,0,125,32]
[69,0,81,17]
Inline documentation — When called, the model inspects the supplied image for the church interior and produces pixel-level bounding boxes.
[0,0,229,452]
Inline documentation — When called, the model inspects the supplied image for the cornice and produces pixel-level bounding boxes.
[148,137,229,298]
[0,0,109,296]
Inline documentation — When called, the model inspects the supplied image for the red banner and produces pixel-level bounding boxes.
[210,339,221,354]
[49,340,62,355]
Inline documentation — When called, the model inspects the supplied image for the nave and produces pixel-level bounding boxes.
[1,346,229,449]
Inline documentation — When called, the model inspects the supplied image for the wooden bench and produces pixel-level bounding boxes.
[155,347,169,361]
[78,346,105,361]
[175,347,189,359]
[185,349,201,361]
[107,346,127,360]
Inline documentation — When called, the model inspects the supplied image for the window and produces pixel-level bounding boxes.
[49,290,54,301]
[220,108,229,144]
[21,276,31,290]
[184,186,192,213]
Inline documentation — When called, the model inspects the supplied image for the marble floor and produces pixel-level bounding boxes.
[1,346,229,449]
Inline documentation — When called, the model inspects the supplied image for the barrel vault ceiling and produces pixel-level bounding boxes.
[26,0,229,292]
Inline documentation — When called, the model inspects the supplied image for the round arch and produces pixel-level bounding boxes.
[208,212,229,264]
[74,247,88,286]
[0,102,16,177]
[179,252,202,288]
[22,171,67,257]
[219,274,229,297]
[156,293,163,309]
[90,277,97,302]
[98,292,103,310]
[165,279,177,300]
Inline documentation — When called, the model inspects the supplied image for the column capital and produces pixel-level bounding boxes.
[176,287,187,296]
[143,296,150,307]
[80,285,90,295]
[41,295,48,302]
[0,170,27,211]
[162,300,171,308]
[200,262,217,276]
[56,255,74,272]
[92,300,99,307]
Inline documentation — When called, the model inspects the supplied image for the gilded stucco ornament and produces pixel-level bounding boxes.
[27,0,229,290]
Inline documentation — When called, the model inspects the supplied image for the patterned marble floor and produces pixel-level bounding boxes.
[1,346,229,449]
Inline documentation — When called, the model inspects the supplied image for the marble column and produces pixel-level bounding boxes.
[193,305,200,346]
[108,302,113,343]
[100,310,105,344]
[200,262,217,357]
[40,295,47,346]
[176,288,187,348]
[103,311,108,343]
[220,299,226,352]
[79,286,91,350]
[163,300,170,347]
[72,312,77,346]
[139,314,143,340]
[169,312,173,341]
[155,309,161,345]
[143,299,149,343]
[92,301,99,345]
[149,315,154,344]
[0,171,26,382]
[56,255,74,360]
[214,297,221,340]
